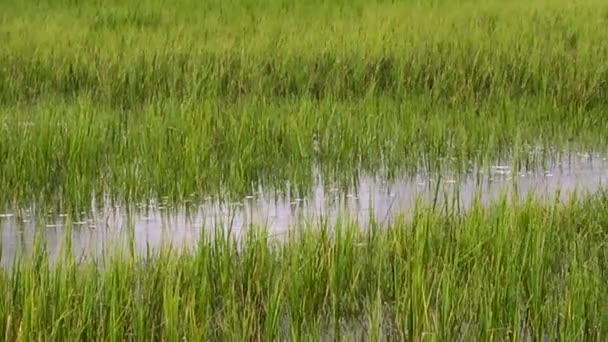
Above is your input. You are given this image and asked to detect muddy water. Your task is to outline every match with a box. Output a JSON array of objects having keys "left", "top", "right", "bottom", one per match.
[{"left": 1, "top": 153, "right": 608, "bottom": 266}]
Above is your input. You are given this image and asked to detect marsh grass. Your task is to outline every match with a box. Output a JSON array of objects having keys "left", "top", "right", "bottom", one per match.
[
  {"left": 2, "top": 191, "right": 608, "bottom": 340},
  {"left": 1, "top": 96, "right": 606, "bottom": 209},
  {"left": 2, "top": 0, "right": 608, "bottom": 206},
  {"left": 1, "top": 0, "right": 608, "bottom": 107},
  {"left": 2, "top": 1, "right": 608, "bottom": 339}
]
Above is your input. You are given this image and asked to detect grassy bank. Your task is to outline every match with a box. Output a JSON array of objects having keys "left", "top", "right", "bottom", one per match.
[{"left": 2, "top": 192, "right": 608, "bottom": 340}]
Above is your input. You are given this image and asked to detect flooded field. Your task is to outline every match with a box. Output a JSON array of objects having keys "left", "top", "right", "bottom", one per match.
[
  {"left": 2, "top": 153, "right": 607, "bottom": 266},
  {"left": 3, "top": 0, "right": 608, "bottom": 340}
]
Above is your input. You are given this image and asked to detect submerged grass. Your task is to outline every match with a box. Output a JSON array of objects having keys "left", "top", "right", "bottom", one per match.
[{"left": 2, "top": 192, "right": 608, "bottom": 340}]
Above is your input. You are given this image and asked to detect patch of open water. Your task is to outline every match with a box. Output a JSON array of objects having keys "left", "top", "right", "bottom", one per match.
[{"left": 1, "top": 153, "right": 608, "bottom": 266}]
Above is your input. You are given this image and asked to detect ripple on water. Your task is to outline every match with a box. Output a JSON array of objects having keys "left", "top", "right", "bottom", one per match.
[{"left": 2, "top": 153, "right": 608, "bottom": 266}]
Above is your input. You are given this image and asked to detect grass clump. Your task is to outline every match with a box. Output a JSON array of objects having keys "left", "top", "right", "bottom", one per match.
[{"left": 2, "top": 192, "right": 608, "bottom": 340}]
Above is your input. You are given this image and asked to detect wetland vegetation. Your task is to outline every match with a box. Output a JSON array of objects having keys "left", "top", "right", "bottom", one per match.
[
  {"left": 2, "top": 0, "right": 608, "bottom": 340},
  {"left": 3, "top": 194, "right": 608, "bottom": 340}
]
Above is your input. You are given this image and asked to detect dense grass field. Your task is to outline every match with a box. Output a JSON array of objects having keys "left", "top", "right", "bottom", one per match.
[
  {"left": 2, "top": 0, "right": 608, "bottom": 206},
  {"left": 2, "top": 193, "right": 608, "bottom": 340},
  {"left": 2, "top": 0, "right": 608, "bottom": 340}
]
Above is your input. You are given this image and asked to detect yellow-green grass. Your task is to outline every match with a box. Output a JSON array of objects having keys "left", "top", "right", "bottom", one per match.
[
  {"left": 2, "top": 192, "right": 608, "bottom": 340},
  {"left": 1, "top": 0, "right": 608, "bottom": 207},
  {"left": 1, "top": 97, "right": 606, "bottom": 208},
  {"left": 1, "top": 1, "right": 608, "bottom": 339},
  {"left": 1, "top": 0, "right": 608, "bottom": 107}
]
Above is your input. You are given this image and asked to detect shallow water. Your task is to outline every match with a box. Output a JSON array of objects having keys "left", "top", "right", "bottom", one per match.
[{"left": 1, "top": 153, "right": 608, "bottom": 266}]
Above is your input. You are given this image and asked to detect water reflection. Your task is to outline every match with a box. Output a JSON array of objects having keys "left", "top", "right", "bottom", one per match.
[{"left": 1, "top": 153, "right": 608, "bottom": 266}]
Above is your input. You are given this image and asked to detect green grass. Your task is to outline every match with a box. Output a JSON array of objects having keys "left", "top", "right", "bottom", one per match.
[
  {"left": 2, "top": 1, "right": 608, "bottom": 339},
  {"left": 1, "top": 0, "right": 608, "bottom": 207},
  {"left": 2, "top": 191, "right": 608, "bottom": 340},
  {"left": 1, "top": 0, "right": 608, "bottom": 107},
  {"left": 2, "top": 96, "right": 606, "bottom": 208}
]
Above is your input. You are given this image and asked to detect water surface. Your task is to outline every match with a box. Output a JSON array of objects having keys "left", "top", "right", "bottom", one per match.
[{"left": 1, "top": 153, "right": 608, "bottom": 266}]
